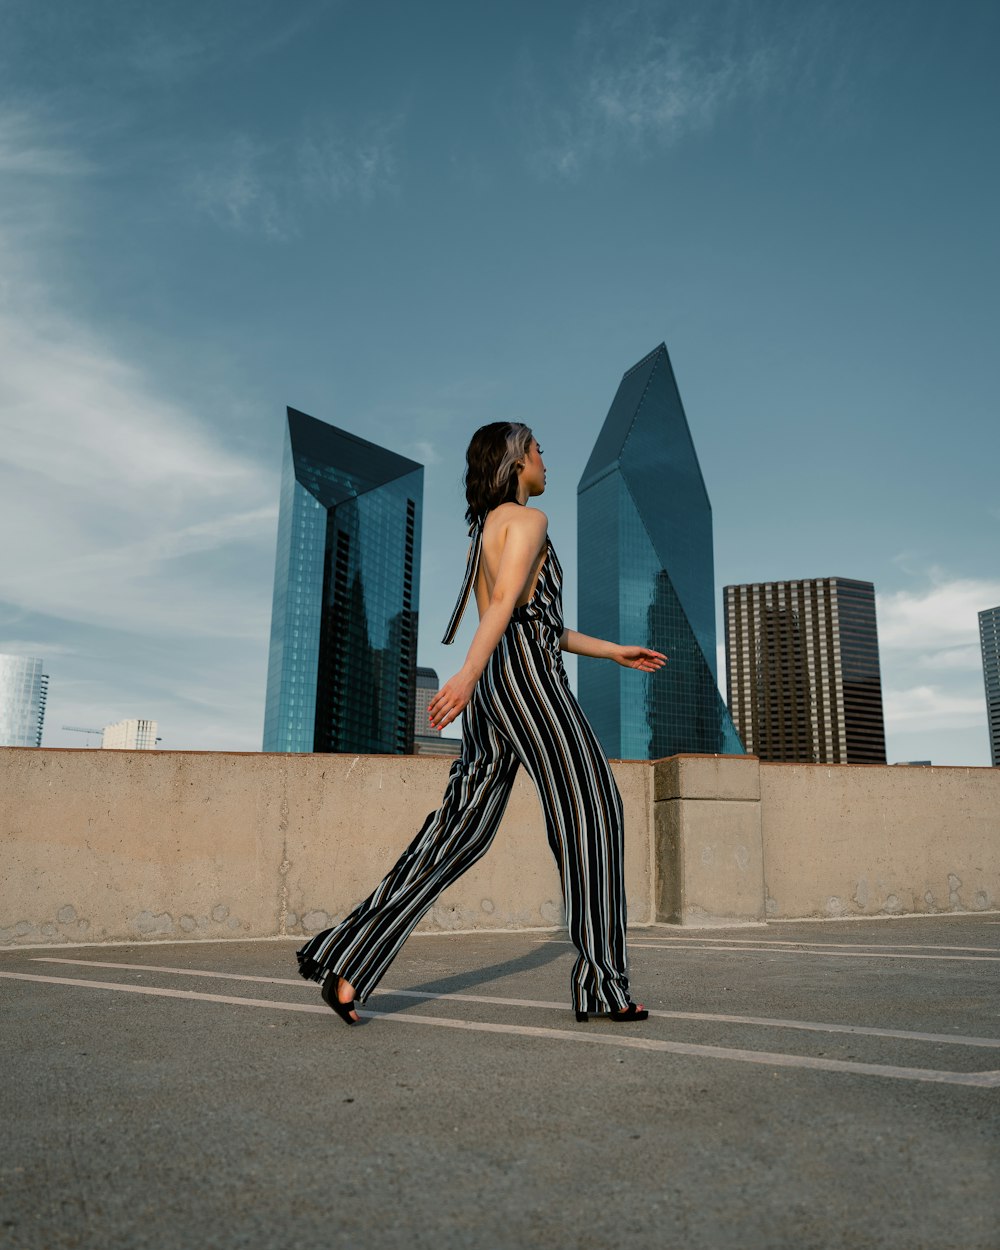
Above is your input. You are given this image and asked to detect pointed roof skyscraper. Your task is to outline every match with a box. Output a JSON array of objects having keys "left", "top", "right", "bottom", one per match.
[{"left": 578, "top": 345, "right": 744, "bottom": 760}]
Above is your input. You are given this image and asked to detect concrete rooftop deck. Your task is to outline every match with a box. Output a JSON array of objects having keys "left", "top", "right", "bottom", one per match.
[{"left": 2, "top": 914, "right": 998, "bottom": 1249}]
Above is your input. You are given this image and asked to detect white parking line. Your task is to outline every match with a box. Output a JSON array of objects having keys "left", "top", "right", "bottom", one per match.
[
  {"left": 2, "top": 968, "right": 998, "bottom": 1089},
  {"left": 30, "top": 958, "right": 1000, "bottom": 1050},
  {"left": 630, "top": 938, "right": 1000, "bottom": 954},
  {"left": 615, "top": 944, "right": 1000, "bottom": 962}
]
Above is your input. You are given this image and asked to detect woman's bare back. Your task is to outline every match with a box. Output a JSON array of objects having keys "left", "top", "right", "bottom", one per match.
[{"left": 473, "top": 503, "right": 548, "bottom": 616}]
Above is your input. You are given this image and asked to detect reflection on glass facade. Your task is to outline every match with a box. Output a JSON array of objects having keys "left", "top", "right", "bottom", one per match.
[
  {"left": 578, "top": 345, "right": 744, "bottom": 760},
  {"left": 979, "top": 605, "right": 1000, "bottom": 766},
  {"left": 0, "top": 653, "right": 48, "bottom": 747},
  {"left": 263, "top": 408, "right": 423, "bottom": 754},
  {"left": 724, "top": 578, "right": 887, "bottom": 764}
]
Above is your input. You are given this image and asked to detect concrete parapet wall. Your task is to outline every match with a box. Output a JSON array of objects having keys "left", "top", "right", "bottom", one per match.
[
  {"left": 653, "top": 755, "right": 766, "bottom": 925},
  {"left": 758, "top": 762, "right": 1000, "bottom": 919},
  {"left": 650, "top": 755, "right": 1000, "bottom": 924},
  {"left": 0, "top": 747, "right": 653, "bottom": 947},
  {"left": 2, "top": 747, "right": 997, "bottom": 947}
]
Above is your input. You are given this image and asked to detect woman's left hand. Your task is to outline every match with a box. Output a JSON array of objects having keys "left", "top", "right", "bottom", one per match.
[{"left": 611, "top": 645, "right": 668, "bottom": 672}]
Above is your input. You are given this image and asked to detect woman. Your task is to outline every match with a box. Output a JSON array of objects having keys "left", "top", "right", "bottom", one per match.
[{"left": 296, "top": 421, "right": 666, "bottom": 1025}]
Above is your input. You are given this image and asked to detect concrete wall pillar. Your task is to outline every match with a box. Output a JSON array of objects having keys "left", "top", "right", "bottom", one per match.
[{"left": 654, "top": 755, "right": 765, "bottom": 925}]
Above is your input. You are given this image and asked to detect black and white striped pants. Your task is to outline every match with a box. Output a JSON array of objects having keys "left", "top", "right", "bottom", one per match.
[{"left": 296, "top": 619, "right": 632, "bottom": 1013}]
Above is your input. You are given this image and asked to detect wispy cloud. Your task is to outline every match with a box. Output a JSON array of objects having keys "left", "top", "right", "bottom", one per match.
[
  {"left": 407, "top": 440, "right": 442, "bottom": 468},
  {"left": 124, "top": 3, "right": 335, "bottom": 85},
  {"left": 877, "top": 572, "right": 1000, "bottom": 654},
  {"left": 516, "top": 3, "right": 775, "bottom": 178},
  {"left": 190, "top": 115, "right": 401, "bottom": 238},
  {"left": 882, "top": 685, "right": 985, "bottom": 731},
  {"left": 191, "top": 134, "right": 289, "bottom": 239},
  {"left": 0, "top": 107, "right": 277, "bottom": 694},
  {"left": 0, "top": 111, "right": 91, "bottom": 178},
  {"left": 298, "top": 115, "right": 401, "bottom": 205},
  {"left": 913, "top": 646, "right": 983, "bottom": 673},
  {"left": 0, "top": 295, "right": 277, "bottom": 637},
  {"left": 877, "top": 571, "right": 995, "bottom": 743},
  {"left": 513, "top": 0, "right": 851, "bottom": 180},
  {"left": 0, "top": 639, "right": 77, "bottom": 660}
]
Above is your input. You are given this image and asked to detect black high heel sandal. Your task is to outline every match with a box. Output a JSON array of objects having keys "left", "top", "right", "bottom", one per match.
[
  {"left": 321, "top": 972, "right": 360, "bottom": 1025},
  {"left": 575, "top": 1002, "right": 649, "bottom": 1023}
]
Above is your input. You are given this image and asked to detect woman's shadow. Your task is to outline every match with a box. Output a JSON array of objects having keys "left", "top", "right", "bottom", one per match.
[{"left": 383, "top": 934, "right": 570, "bottom": 1001}]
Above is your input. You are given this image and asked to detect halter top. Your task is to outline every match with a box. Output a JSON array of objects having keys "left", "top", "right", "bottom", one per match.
[{"left": 441, "top": 513, "right": 564, "bottom": 646}]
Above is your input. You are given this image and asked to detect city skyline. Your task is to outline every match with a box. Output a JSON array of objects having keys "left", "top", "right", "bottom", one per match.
[{"left": 0, "top": 1, "right": 997, "bottom": 765}]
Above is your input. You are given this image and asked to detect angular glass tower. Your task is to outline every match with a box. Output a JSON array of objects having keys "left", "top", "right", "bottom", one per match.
[
  {"left": 263, "top": 408, "right": 423, "bottom": 754},
  {"left": 0, "top": 653, "right": 48, "bottom": 747},
  {"left": 577, "top": 345, "right": 744, "bottom": 760}
]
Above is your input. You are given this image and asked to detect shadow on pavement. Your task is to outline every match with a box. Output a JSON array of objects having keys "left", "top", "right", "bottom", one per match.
[{"left": 391, "top": 935, "right": 569, "bottom": 999}]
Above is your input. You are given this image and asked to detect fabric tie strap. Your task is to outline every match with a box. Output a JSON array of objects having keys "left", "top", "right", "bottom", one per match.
[{"left": 441, "top": 518, "right": 484, "bottom": 644}]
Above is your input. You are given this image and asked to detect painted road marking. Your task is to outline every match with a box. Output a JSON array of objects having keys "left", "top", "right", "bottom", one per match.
[
  {"left": 30, "top": 958, "right": 1000, "bottom": 1050},
  {"left": 577, "top": 942, "right": 1000, "bottom": 963},
  {"left": 629, "top": 938, "right": 1000, "bottom": 954},
  {"left": 2, "top": 969, "right": 998, "bottom": 1089}
]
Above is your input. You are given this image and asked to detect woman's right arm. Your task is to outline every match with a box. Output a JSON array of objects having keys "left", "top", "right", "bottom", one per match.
[{"left": 428, "top": 509, "right": 548, "bottom": 731}]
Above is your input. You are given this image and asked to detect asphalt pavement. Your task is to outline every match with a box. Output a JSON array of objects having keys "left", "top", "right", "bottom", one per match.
[{"left": 2, "top": 915, "right": 999, "bottom": 1250}]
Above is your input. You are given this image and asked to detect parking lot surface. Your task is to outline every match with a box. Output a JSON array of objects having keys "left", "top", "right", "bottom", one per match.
[{"left": 2, "top": 915, "right": 998, "bottom": 1249}]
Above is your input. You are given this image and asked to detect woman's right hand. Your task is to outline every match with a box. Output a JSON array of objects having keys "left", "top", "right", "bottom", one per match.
[
  {"left": 428, "top": 668, "right": 477, "bottom": 731},
  {"left": 611, "top": 644, "right": 668, "bottom": 672}
]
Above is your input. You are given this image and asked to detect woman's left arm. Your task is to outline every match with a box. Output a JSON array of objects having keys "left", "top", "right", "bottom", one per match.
[{"left": 559, "top": 629, "right": 667, "bottom": 672}]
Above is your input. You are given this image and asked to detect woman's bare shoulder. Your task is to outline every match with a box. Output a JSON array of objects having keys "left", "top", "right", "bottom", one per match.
[{"left": 493, "top": 503, "right": 548, "bottom": 533}]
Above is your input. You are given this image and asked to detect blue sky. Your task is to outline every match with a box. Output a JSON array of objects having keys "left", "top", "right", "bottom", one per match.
[{"left": 1, "top": 0, "right": 997, "bottom": 764}]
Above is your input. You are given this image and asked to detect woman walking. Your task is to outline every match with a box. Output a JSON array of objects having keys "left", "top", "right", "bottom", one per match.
[{"left": 296, "top": 422, "right": 666, "bottom": 1024}]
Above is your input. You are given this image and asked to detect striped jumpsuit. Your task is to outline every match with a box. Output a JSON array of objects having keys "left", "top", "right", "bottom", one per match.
[{"left": 295, "top": 515, "right": 632, "bottom": 1013}]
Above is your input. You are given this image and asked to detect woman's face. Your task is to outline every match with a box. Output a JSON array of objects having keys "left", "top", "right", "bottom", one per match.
[{"left": 520, "top": 437, "right": 546, "bottom": 497}]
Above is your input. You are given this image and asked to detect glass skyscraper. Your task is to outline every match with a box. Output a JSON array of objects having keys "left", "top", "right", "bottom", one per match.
[
  {"left": 263, "top": 408, "right": 423, "bottom": 755},
  {"left": 979, "top": 605, "right": 1000, "bottom": 766},
  {"left": 0, "top": 653, "right": 48, "bottom": 747},
  {"left": 577, "top": 344, "right": 744, "bottom": 760}
]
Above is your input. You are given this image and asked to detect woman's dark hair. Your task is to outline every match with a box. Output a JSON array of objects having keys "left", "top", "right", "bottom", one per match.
[{"left": 463, "top": 421, "right": 534, "bottom": 526}]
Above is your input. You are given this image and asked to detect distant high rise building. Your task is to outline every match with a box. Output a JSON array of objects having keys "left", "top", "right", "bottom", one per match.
[
  {"left": 263, "top": 407, "right": 423, "bottom": 755},
  {"left": 0, "top": 654, "right": 48, "bottom": 747},
  {"left": 411, "top": 665, "right": 462, "bottom": 757},
  {"left": 414, "top": 667, "right": 440, "bottom": 739},
  {"left": 413, "top": 735, "right": 462, "bottom": 758},
  {"left": 102, "top": 719, "right": 158, "bottom": 750},
  {"left": 979, "top": 605, "right": 1000, "bottom": 766},
  {"left": 724, "top": 578, "right": 887, "bottom": 764},
  {"left": 577, "top": 344, "right": 744, "bottom": 760}
]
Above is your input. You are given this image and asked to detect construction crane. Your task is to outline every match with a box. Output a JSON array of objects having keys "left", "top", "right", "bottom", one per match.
[{"left": 62, "top": 726, "right": 103, "bottom": 745}]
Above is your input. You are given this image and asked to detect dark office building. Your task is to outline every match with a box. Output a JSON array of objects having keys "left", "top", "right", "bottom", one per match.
[
  {"left": 979, "top": 605, "right": 1000, "bottom": 766},
  {"left": 724, "top": 578, "right": 887, "bottom": 764},
  {"left": 577, "top": 344, "right": 744, "bottom": 760},
  {"left": 263, "top": 408, "right": 423, "bottom": 754}
]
